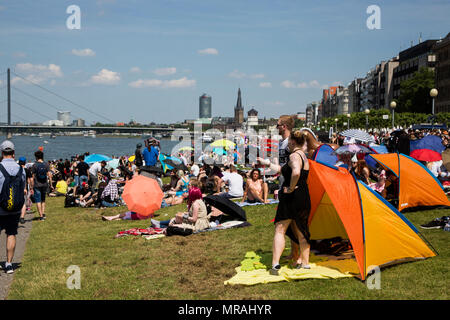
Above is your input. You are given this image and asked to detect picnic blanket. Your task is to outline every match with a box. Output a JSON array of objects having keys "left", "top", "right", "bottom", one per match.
[
  {"left": 116, "top": 220, "right": 251, "bottom": 239},
  {"left": 224, "top": 251, "right": 358, "bottom": 286},
  {"left": 238, "top": 199, "right": 279, "bottom": 207},
  {"left": 115, "top": 227, "right": 165, "bottom": 238}
]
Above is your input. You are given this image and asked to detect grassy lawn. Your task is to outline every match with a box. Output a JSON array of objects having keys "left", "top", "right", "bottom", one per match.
[{"left": 7, "top": 197, "right": 450, "bottom": 300}]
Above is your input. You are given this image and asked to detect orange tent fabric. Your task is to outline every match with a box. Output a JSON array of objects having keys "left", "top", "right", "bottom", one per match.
[
  {"left": 369, "top": 153, "right": 450, "bottom": 211},
  {"left": 306, "top": 160, "right": 435, "bottom": 280},
  {"left": 308, "top": 161, "right": 365, "bottom": 279}
]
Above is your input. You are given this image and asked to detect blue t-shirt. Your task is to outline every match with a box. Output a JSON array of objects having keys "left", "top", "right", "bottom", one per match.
[{"left": 143, "top": 146, "right": 159, "bottom": 166}]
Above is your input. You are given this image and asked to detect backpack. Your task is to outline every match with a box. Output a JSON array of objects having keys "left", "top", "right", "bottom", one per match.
[
  {"left": 35, "top": 162, "right": 48, "bottom": 183},
  {"left": 0, "top": 164, "right": 25, "bottom": 213},
  {"left": 165, "top": 225, "right": 193, "bottom": 237},
  {"left": 64, "top": 194, "right": 77, "bottom": 208}
]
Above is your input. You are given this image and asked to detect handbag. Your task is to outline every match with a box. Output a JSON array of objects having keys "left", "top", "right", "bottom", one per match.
[{"left": 166, "top": 225, "right": 193, "bottom": 236}]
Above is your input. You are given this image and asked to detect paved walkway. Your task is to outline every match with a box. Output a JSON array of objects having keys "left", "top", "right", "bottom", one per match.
[{"left": 0, "top": 211, "right": 33, "bottom": 300}]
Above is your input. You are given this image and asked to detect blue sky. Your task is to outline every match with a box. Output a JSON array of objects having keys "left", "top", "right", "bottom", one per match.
[{"left": 0, "top": 0, "right": 449, "bottom": 124}]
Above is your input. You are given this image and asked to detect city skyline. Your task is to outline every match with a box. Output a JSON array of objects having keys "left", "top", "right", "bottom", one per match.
[{"left": 0, "top": 1, "right": 449, "bottom": 124}]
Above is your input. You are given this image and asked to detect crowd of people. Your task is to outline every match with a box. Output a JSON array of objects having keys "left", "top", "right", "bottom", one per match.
[{"left": 2, "top": 115, "right": 450, "bottom": 276}]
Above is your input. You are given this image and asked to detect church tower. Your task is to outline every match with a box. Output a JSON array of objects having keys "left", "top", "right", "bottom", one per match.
[{"left": 234, "top": 88, "right": 244, "bottom": 126}]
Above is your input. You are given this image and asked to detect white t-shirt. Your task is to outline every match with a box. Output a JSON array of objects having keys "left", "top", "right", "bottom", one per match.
[
  {"left": 89, "top": 162, "right": 102, "bottom": 176},
  {"left": 222, "top": 172, "right": 244, "bottom": 197}
]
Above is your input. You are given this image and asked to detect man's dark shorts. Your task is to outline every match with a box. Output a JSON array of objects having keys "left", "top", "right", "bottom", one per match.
[
  {"left": 34, "top": 186, "right": 47, "bottom": 203},
  {"left": 0, "top": 214, "right": 20, "bottom": 236}
]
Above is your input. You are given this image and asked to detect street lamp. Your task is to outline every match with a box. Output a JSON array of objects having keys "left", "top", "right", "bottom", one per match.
[
  {"left": 334, "top": 118, "right": 338, "bottom": 132},
  {"left": 430, "top": 89, "right": 438, "bottom": 123},
  {"left": 364, "top": 109, "right": 370, "bottom": 132},
  {"left": 324, "top": 119, "right": 328, "bottom": 131},
  {"left": 346, "top": 113, "right": 351, "bottom": 130},
  {"left": 390, "top": 101, "right": 397, "bottom": 130}
]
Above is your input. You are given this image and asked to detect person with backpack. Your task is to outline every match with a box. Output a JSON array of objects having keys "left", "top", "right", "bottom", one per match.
[
  {"left": 0, "top": 140, "right": 26, "bottom": 274},
  {"left": 18, "top": 157, "right": 33, "bottom": 225},
  {"left": 30, "top": 150, "right": 53, "bottom": 221}
]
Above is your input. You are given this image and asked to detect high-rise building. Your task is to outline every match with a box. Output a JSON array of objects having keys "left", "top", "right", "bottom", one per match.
[
  {"left": 199, "top": 93, "right": 212, "bottom": 119},
  {"left": 434, "top": 33, "right": 450, "bottom": 113},
  {"left": 57, "top": 111, "right": 71, "bottom": 126},
  {"left": 234, "top": 88, "right": 244, "bottom": 126}
]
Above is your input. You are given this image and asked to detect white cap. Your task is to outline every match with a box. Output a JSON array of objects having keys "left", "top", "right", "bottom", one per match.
[{"left": 0, "top": 140, "right": 15, "bottom": 152}]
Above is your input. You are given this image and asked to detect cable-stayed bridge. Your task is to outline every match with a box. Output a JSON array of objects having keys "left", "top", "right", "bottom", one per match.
[{"left": 0, "top": 68, "right": 175, "bottom": 137}]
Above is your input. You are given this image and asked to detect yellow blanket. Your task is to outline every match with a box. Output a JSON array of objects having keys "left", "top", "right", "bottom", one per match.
[{"left": 224, "top": 253, "right": 358, "bottom": 286}]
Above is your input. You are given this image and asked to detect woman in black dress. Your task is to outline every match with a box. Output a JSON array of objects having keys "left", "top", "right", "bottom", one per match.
[{"left": 257, "top": 130, "right": 311, "bottom": 275}]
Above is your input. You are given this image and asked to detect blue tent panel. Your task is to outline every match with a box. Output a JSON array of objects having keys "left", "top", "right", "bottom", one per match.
[{"left": 313, "top": 144, "right": 338, "bottom": 167}]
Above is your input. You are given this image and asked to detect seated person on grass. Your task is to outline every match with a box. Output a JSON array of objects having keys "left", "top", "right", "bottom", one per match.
[
  {"left": 242, "top": 168, "right": 269, "bottom": 204},
  {"left": 49, "top": 175, "right": 68, "bottom": 197},
  {"left": 100, "top": 179, "right": 120, "bottom": 207},
  {"left": 164, "top": 170, "right": 190, "bottom": 206},
  {"left": 217, "top": 164, "right": 243, "bottom": 199},
  {"left": 151, "top": 179, "right": 210, "bottom": 233},
  {"left": 75, "top": 182, "right": 93, "bottom": 207},
  {"left": 82, "top": 182, "right": 107, "bottom": 208}
]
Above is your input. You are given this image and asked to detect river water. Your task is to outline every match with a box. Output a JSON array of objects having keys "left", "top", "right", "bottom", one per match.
[{"left": 0, "top": 135, "right": 182, "bottom": 161}]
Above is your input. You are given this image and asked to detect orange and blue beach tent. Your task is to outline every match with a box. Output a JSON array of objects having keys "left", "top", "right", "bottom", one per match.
[
  {"left": 369, "top": 153, "right": 450, "bottom": 211},
  {"left": 306, "top": 160, "right": 436, "bottom": 281}
]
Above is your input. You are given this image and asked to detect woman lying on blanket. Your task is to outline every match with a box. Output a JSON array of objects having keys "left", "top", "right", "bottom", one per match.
[
  {"left": 242, "top": 169, "right": 269, "bottom": 204},
  {"left": 150, "top": 179, "right": 210, "bottom": 233}
]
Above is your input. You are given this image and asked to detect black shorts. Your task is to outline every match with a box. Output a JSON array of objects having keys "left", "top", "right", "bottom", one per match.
[{"left": 0, "top": 214, "right": 20, "bottom": 236}]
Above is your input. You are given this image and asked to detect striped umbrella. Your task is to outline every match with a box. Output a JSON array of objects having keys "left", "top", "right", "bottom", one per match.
[{"left": 340, "top": 129, "right": 375, "bottom": 143}]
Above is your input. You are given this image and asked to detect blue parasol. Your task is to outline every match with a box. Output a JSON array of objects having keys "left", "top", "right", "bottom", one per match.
[{"left": 85, "top": 154, "right": 112, "bottom": 164}]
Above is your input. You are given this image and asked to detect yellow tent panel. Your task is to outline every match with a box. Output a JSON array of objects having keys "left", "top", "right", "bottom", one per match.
[{"left": 358, "top": 181, "right": 436, "bottom": 274}]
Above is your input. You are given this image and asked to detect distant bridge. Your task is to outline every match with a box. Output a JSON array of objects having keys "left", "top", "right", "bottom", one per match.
[{"left": 0, "top": 125, "right": 176, "bottom": 135}]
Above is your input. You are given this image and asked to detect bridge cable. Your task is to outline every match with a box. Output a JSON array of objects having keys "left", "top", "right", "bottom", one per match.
[
  {"left": 11, "top": 86, "right": 84, "bottom": 120},
  {"left": 11, "top": 99, "right": 54, "bottom": 121},
  {"left": 10, "top": 71, "right": 116, "bottom": 123}
]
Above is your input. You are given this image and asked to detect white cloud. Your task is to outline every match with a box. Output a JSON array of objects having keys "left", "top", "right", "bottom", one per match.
[
  {"left": 12, "top": 63, "right": 63, "bottom": 85},
  {"left": 12, "top": 75, "right": 46, "bottom": 85},
  {"left": 249, "top": 73, "right": 265, "bottom": 79},
  {"left": 90, "top": 69, "right": 120, "bottom": 85},
  {"left": 71, "top": 48, "right": 96, "bottom": 57},
  {"left": 12, "top": 52, "right": 26, "bottom": 58},
  {"left": 228, "top": 70, "right": 264, "bottom": 80},
  {"left": 281, "top": 79, "right": 323, "bottom": 89},
  {"left": 264, "top": 101, "right": 285, "bottom": 107},
  {"left": 228, "top": 69, "right": 246, "bottom": 79},
  {"left": 297, "top": 82, "right": 309, "bottom": 88},
  {"left": 163, "top": 77, "right": 196, "bottom": 88},
  {"left": 198, "top": 48, "right": 219, "bottom": 55},
  {"left": 129, "top": 77, "right": 196, "bottom": 89},
  {"left": 129, "top": 67, "right": 141, "bottom": 73},
  {"left": 280, "top": 80, "right": 297, "bottom": 88},
  {"left": 129, "top": 79, "right": 162, "bottom": 88},
  {"left": 309, "top": 80, "right": 321, "bottom": 88},
  {"left": 153, "top": 67, "right": 177, "bottom": 76},
  {"left": 259, "top": 82, "right": 272, "bottom": 88}
]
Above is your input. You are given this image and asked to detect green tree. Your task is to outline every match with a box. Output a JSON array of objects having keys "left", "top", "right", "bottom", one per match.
[{"left": 398, "top": 67, "right": 435, "bottom": 113}]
